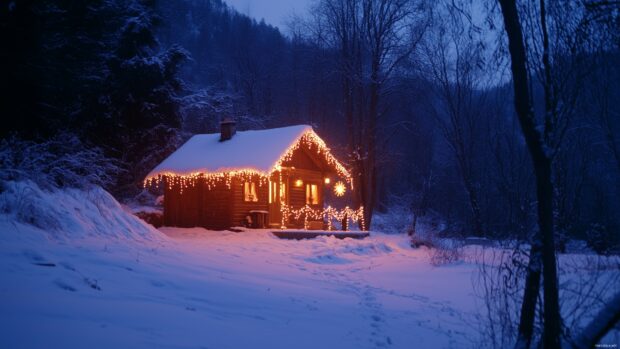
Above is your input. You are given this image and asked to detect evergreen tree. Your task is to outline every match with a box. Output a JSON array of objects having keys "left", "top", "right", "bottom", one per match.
[{"left": 1, "top": 0, "right": 187, "bottom": 193}]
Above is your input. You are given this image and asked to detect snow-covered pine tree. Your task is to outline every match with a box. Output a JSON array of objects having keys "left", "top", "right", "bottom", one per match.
[
  {"left": 1, "top": 0, "right": 188, "bottom": 194},
  {"left": 93, "top": 0, "right": 188, "bottom": 194}
]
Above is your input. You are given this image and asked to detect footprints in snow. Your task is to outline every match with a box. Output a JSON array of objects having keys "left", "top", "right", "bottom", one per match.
[
  {"left": 24, "top": 250, "right": 102, "bottom": 292},
  {"left": 306, "top": 262, "right": 392, "bottom": 348},
  {"left": 54, "top": 279, "right": 77, "bottom": 292},
  {"left": 359, "top": 285, "right": 392, "bottom": 348}
]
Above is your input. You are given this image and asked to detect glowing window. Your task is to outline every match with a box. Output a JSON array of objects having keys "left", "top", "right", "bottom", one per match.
[
  {"left": 280, "top": 182, "right": 287, "bottom": 203},
  {"left": 269, "top": 181, "right": 277, "bottom": 204},
  {"left": 244, "top": 182, "right": 258, "bottom": 202},
  {"left": 305, "top": 183, "right": 319, "bottom": 205}
]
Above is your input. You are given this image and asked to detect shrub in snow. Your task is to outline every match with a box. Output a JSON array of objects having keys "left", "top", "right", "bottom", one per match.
[
  {"left": 0, "top": 180, "right": 63, "bottom": 231},
  {"left": 428, "top": 238, "right": 464, "bottom": 266},
  {"left": 472, "top": 248, "right": 526, "bottom": 348},
  {"left": 125, "top": 189, "right": 164, "bottom": 227},
  {"left": 586, "top": 223, "right": 617, "bottom": 255},
  {"left": 0, "top": 134, "right": 121, "bottom": 190},
  {"left": 408, "top": 227, "right": 464, "bottom": 266},
  {"left": 134, "top": 211, "right": 164, "bottom": 228},
  {"left": 372, "top": 206, "right": 412, "bottom": 235},
  {"left": 410, "top": 234, "right": 435, "bottom": 249},
  {"left": 131, "top": 189, "right": 160, "bottom": 206},
  {"left": 0, "top": 181, "right": 163, "bottom": 242}
]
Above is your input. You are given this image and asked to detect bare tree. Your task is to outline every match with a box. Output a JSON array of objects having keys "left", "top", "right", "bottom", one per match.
[
  {"left": 497, "top": 0, "right": 620, "bottom": 346},
  {"left": 313, "top": 0, "right": 427, "bottom": 229},
  {"left": 422, "top": 1, "right": 492, "bottom": 235},
  {"left": 585, "top": 53, "right": 620, "bottom": 174},
  {"left": 497, "top": 0, "right": 561, "bottom": 346}
]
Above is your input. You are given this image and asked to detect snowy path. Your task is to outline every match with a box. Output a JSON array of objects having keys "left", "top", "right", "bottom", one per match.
[{"left": 0, "top": 225, "right": 481, "bottom": 349}]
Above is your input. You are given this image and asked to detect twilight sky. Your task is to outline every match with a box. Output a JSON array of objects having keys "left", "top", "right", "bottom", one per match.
[{"left": 225, "top": 0, "right": 313, "bottom": 33}]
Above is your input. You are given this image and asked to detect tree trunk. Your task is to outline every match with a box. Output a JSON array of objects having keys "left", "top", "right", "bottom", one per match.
[
  {"left": 462, "top": 174, "right": 484, "bottom": 235},
  {"left": 364, "top": 58, "right": 380, "bottom": 230},
  {"left": 537, "top": 157, "right": 562, "bottom": 349},
  {"left": 410, "top": 213, "right": 418, "bottom": 236},
  {"left": 514, "top": 242, "right": 542, "bottom": 349},
  {"left": 497, "top": 0, "right": 562, "bottom": 347}
]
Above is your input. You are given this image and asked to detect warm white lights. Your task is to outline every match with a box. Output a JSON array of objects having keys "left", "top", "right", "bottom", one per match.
[
  {"left": 280, "top": 204, "right": 365, "bottom": 231},
  {"left": 295, "top": 179, "right": 303, "bottom": 187},
  {"left": 273, "top": 131, "right": 351, "bottom": 183},
  {"left": 143, "top": 130, "right": 352, "bottom": 192},
  {"left": 324, "top": 177, "right": 330, "bottom": 184}
]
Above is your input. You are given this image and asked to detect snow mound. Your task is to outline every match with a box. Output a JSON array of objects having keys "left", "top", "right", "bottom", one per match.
[
  {"left": 0, "top": 181, "right": 164, "bottom": 242},
  {"left": 314, "top": 236, "right": 393, "bottom": 254},
  {"left": 301, "top": 236, "right": 395, "bottom": 264},
  {"left": 305, "top": 254, "right": 352, "bottom": 264},
  {"left": 342, "top": 241, "right": 393, "bottom": 256}
]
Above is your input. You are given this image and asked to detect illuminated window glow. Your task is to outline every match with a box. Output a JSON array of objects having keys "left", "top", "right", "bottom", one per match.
[
  {"left": 280, "top": 182, "right": 287, "bottom": 203},
  {"left": 269, "top": 181, "right": 277, "bottom": 203},
  {"left": 244, "top": 182, "right": 258, "bottom": 202},
  {"left": 306, "top": 183, "right": 319, "bottom": 205}
]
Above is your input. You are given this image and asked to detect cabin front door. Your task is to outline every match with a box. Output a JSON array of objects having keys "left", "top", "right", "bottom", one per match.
[{"left": 268, "top": 180, "right": 287, "bottom": 227}]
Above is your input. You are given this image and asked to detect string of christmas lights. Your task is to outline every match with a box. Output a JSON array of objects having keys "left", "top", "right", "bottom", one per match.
[
  {"left": 280, "top": 204, "right": 366, "bottom": 231},
  {"left": 273, "top": 131, "right": 351, "bottom": 183},
  {"left": 143, "top": 170, "right": 268, "bottom": 193},
  {"left": 143, "top": 130, "right": 352, "bottom": 192}
]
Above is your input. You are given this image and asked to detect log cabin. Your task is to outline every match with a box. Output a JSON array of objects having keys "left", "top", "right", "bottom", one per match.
[{"left": 145, "top": 120, "right": 355, "bottom": 230}]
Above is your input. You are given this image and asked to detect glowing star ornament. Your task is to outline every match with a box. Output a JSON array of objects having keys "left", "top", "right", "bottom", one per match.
[{"left": 333, "top": 181, "right": 346, "bottom": 197}]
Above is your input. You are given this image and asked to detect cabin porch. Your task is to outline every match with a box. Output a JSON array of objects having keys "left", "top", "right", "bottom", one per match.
[{"left": 271, "top": 230, "right": 369, "bottom": 240}]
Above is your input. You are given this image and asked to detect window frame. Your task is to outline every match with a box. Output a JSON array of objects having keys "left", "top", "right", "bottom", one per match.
[
  {"left": 305, "top": 182, "right": 319, "bottom": 205},
  {"left": 244, "top": 182, "right": 258, "bottom": 202},
  {"left": 280, "top": 182, "right": 287, "bottom": 203},
  {"left": 269, "top": 181, "right": 278, "bottom": 204}
]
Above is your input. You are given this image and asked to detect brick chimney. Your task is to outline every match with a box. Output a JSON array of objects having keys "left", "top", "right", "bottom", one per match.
[{"left": 219, "top": 118, "right": 236, "bottom": 141}]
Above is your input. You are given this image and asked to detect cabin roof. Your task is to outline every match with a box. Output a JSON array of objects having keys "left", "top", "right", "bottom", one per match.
[{"left": 146, "top": 125, "right": 349, "bottom": 179}]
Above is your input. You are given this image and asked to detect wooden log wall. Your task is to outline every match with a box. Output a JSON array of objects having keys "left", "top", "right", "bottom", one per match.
[
  {"left": 163, "top": 178, "right": 232, "bottom": 230},
  {"left": 161, "top": 140, "right": 348, "bottom": 230},
  {"left": 230, "top": 178, "right": 269, "bottom": 227}
]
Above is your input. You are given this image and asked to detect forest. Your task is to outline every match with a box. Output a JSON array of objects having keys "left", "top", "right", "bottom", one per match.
[
  {"left": 1, "top": 0, "right": 620, "bottom": 347},
  {"left": 4, "top": 0, "right": 619, "bottom": 244}
]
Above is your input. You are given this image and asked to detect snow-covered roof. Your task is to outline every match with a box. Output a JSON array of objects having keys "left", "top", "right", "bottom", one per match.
[{"left": 146, "top": 125, "right": 348, "bottom": 179}]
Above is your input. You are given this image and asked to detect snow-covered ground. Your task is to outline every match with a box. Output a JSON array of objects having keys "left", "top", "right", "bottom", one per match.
[
  {"left": 0, "top": 225, "right": 483, "bottom": 349},
  {"left": 1, "top": 181, "right": 617, "bottom": 349},
  {"left": 0, "top": 182, "right": 483, "bottom": 348}
]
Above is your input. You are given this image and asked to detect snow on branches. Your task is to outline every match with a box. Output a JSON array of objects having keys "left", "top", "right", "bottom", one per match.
[{"left": 0, "top": 133, "right": 121, "bottom": 190}]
